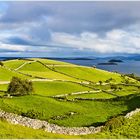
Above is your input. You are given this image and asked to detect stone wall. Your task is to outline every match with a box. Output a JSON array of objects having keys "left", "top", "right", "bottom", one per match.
[
  {"left": 0, "top": 108, "right": 140, "bottom": 135},
  {"left": 0, "top": 109, "right": 102, "bottom": 135},
  {"left": 125, "top": 108, "right": 140, "bottom": 118}
]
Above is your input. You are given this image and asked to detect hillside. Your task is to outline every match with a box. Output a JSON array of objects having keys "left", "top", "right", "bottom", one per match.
[
  {"left": 0, "top": 58, "right": 140, "bottom": 138},
  {"left": 1, "top": 110, "right": 140, "bottom": 138}
]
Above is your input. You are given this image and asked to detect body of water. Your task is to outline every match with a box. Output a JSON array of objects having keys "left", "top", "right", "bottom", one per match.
[{"left": 59, "top": 59, "right": 140, "bottom": 76}]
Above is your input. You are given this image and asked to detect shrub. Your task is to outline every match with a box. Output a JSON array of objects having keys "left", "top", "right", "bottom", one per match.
[
  {"left": 7, "top": 77, "right": 33, "bottom": 96},
  {"left": 105, "top": 78, "right": 116, "bottom": 83},
  {"left": 21, "top": 109, "right": 42, "bottom": 119},
  {"left": 110, "top": 84, "right": 118, "bottom": 90},
  {"left": 99, "top": 81, "right": 103, "bottom": 85},
  {"left": 103, "top": 116, "right": 125, "bottom": 132},
  {"left": 0, "top": 61, "right": 4, "bottom": 66}
]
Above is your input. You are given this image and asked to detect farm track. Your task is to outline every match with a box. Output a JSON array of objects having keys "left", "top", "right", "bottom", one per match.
[{"left": 14, "top": 60, "right": 37, "bottom": 71}]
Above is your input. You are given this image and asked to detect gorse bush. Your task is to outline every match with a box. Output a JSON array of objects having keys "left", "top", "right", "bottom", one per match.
[
  {"left": 7, "top": 77, "right": 33, "bottom": 96},
  {"left": 103, "top": 116, "right": 125, "bottom": 132}
]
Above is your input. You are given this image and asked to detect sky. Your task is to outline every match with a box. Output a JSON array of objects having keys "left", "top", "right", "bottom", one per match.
[{"left": 0, "top": 1, "right": 140, "bottom": 57}]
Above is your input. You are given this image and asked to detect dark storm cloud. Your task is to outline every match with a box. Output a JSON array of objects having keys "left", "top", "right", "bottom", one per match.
[{"left": 1, "top": 1, "right": 140, "bottom": 33}]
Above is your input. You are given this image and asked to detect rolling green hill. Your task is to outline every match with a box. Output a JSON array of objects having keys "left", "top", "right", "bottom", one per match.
[{"left": 0, "top": 58, "right": 140, "bottom": 138}]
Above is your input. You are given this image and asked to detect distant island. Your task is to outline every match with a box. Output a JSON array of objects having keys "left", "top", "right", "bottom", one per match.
[{"left": 108, "top": 59, "right": 123, "bottom": 63}]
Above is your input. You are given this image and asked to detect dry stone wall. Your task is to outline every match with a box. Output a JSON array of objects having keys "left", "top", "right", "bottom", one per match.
[
  {"left": 0, "top": 109, "right": 102, "bottom": 135},
  {"left": 125, "top": 108, "right": 140, "bottom": 118},
  {"left": 0, "top": 108, "right": 140, "bottom": 135}
]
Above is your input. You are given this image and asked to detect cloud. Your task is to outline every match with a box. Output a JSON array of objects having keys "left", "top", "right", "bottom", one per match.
[
  {"left": 0, "top": 43, "right": 28, "bottom": 52},
  {"left": 1, "top": 2, "right": 140, "bottom": 33},
  {"left": 0, "top": 2, "right": 140, "bottom": 56},
  {"left": 51, "top": 29, "right": 140, "bottom": 54}
]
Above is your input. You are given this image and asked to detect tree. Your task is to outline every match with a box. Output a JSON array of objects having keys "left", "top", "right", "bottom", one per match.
[
  {"left": 99, "top": 81, "right": 103, "bottom": 85},
  {"left": 7, "top": 77, "right": 33, "bottom": 96},
  {"left": 0, "top": 61, "right": 4, "bottom": 66}
]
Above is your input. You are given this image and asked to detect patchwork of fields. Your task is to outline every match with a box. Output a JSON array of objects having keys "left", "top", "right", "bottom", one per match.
[{"left": 0, "top": 58, "right": 140, "bottom": 138}]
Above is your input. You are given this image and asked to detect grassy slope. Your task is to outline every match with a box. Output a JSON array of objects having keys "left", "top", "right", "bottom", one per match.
[
  {"left": 83, "top": 111, "right": 140, "bottom": 139},
  {"left": 31, "top": 58, "right": 75, "bottom": 65},
  {"left": 68, "top": 92, "right": 115, "bottom": 99},
  {"left": 4, "top": 58, "right": 124, "bottom": 83},
  {"left": 0, "top": 84, "right": 8, "bottom": 90},
  {"left": 0, "top": 81, "right": 91, "bottom": 96},
  {"left": 0, "top": 58, "right": 139, "bottom": 127},
  {"left": 1, "top": 95, "right": 140, "bottom": 127},
  {"left": 0, "top": 67, "right": 31, "bottom": 81},
  {"left": 0, "top": 119, "right": 78, "bottom": 139},
  {"left": 33, "top": 81, "right": 91, "bottom": 96},
  {"left": 0, "top": 58, "right": 140, "bottom": 138},
  {"left": 54, "top": 66, "right": 123, "bottom": 82},
  {"left": 1, "top": 109, "right": 140, "bottom": 139},
  {"left": 18, "top": 62, "right": 78, "bottom": 81},
  {"left": 3, "top": 59, "right": 27, "bottom": 69}
]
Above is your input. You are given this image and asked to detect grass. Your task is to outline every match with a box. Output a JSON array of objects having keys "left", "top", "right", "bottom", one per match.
[
  {"left": 20, "top": 70, "right": 78, "bottom": 81},
  {"left": 114, "top": 90, "right": 139, "bottom": 96},
  {"left": 1, "top": 94, "right": 140, "bottom": 127},
  {"left": 0, "top": 67, "right": 31, "bottom": 81},
  {"left": 31, "top": 58, "right": 75, "bottom": 65},
  {"left": 19, "top": 62, "right": 48, "bottom": 72},
  {"left": 0, "top": 84, "right": 8, "bottom": 91},
  {"left": 0, "top": 58, "right": 140, "bottom": 138},
  {"left": 83, "top": 111, "right": 140, "bottom": 139},
  {"left": 54, "top": 66, "right": 123, "bottom": 83},
  {"left": 3, "top": 59, "right": 27, "bottom": 69},
  {"left": 1, "top": 106, "right": 140, "bottom": 139},
  {"left": 18, "top": 61, "right": 78, "bottom": 81},
  {"left": 67, "top": 91, "right": 116, "bottom": 99},
  {"left": 33, "top": 81, "right": 91, "bottom": 96},
  {"left": 0, "top": 119, "right": 78, "bottom": 139}
]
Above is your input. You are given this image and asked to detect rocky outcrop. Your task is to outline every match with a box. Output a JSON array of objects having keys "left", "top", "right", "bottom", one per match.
[{"left": 0, "top": 109, "right": 102, "bottom": 135}]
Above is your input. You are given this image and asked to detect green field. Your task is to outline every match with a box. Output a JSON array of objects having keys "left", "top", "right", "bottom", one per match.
[
  {"left": 84, "top": 111, "right": 140, "bottom": 139},
  {"left": 67, "top": 91, "right": 116, "bottom": 99},
  {"left": 0, "top": 119, "right": 78, "bottom": 139},
  {"left": 0, "top": 58, "right": 140, "bottom": 138},
  {"left": 3, "top": 59, "right": 27, "bottom": 69},
  {"left": 54, "top": 66, "right": 123, "bottom": 82},
  {"left": 18, "top": 62, "right": 78, "bottom": 81},
  {"left": 31, "top": 58, "right": 75, "bottom": 65},
  {"left": 1, "top": 109, "right": 140, "bottom": 139},
  {"left": 33, "top": 81, "right": 91, "bottom": 96},
  {"left": 0, "top": 67, "right": 31, "bottom": 81}
]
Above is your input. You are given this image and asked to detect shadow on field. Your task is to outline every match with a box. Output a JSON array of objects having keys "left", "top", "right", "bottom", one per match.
[{"left": 124, "top": 95, "right": 140, "bottom": 112}]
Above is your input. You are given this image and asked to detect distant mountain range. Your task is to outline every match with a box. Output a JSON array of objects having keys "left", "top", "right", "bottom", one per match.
[{"left": 100, "top": 54, "right": 140, "bottom": 61}]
